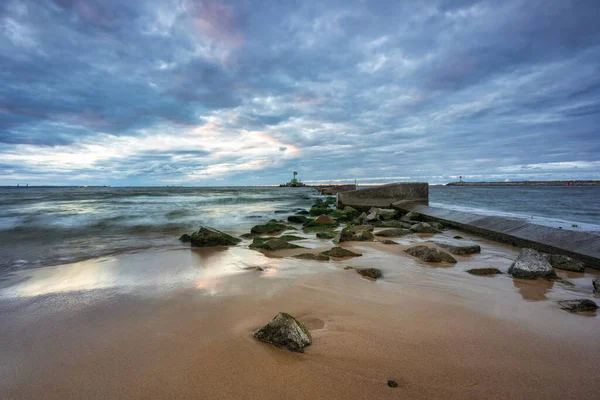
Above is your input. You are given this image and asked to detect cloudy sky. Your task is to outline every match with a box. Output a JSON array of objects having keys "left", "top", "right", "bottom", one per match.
[{"left": 1, "top": 0, "right": 599, "bottom": 186}]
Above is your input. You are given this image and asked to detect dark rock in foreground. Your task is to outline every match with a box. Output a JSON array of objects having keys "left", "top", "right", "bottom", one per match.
[
  {"left": 293, "top": 253, "right": 330, "bottom": 261},
  {"left": 432, "top": 240, "right": 481, "bottom": 255},
  {"left": 375, "top": 228, "right": 411, "bottom": 237},
  {"left": 179, "top": 234, "right": 192, "bottom": 243},
  {"left": 557, "top": 299, "right": 598, "bottom": 313},
  {"left": 188, "top": 226, "right": 241, "bottom": 247},
  {"left": 467, "top": 268, "right": 502, "bottom": 276},
  {"left": 321, "top": 247, "right": 362, "bottom": 258},
  {"left": 344, "top": 266, "right": 382, "bottom": 279},
  {"left": 288, "top": 215, "right": 309, "bottom": 224},
  {"left": 404, "top": 245, "right": 457, "bottom": 263},
  {"left": 508, "top": 248, "right": 557, "bottom": 279},
  {"left": 544, "top": 253, "right": 585, "bottom": 272},
  {"left": 253, "top": 312, "right": 312, "bottom": 352}
]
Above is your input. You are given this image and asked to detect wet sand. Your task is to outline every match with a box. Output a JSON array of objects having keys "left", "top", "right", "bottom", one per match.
[{"left": 1, "top": 229, "right": 599, "bottom": 399}]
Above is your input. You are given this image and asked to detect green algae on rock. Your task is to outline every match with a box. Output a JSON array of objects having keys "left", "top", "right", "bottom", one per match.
[
  {"left": 186, "top": 226, "right": 241, "bottom": 247},
  {"left": 321, "top": 246, "right": 362, "bottom": 258},
  {"left": 404, "top": 245, "right": 457, "bottom": 263},
  {"left": 250, "top": 221, "right": 296, "bottom": 234},
  {"left": 253, "top": 312, "right": 312, "bottom": 352},
  {"left": 249, "top": 237, "right": 304, "bottom": 251},
  {"left": 293, "top": 253, "right": 330, "bottom": 261}
]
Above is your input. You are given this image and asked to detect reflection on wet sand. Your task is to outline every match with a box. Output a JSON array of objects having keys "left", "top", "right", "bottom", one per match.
[{"left": 512, "top": 278, "right": 555, "bottom": 301}]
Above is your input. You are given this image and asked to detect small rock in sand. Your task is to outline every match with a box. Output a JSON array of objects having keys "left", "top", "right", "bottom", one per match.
[
  {"left": 557, "top": 299, "right": 598, "bottom": 313},
  {"left": 432, "top": 240, "right": 481, "bottom": 255},
  {"left": 388, "top": 380, "right": 398, "bottom": 388},
  {"left": 344, "top": 266, "right": 382, "bottom": 279},
  {"left": 404, "top": 245, "right": 457, "bottom": 263},
  {"left": 321, "top": 247, "right": 362, "bottom": 258},
  {"left": 253, "top": 312, "right": 312, "bottom": 352},
  {"left": 293, "top": 253, "right": 330, "bottom": 261},
  {"left": 466, "top": 268, "right": 502, "bottom": 276}
]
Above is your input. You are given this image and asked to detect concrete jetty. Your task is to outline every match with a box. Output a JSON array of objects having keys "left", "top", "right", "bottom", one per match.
[
  {"left": 337, "top": 183, "right": 428, "bottom": 210},
  {"left": 393, "top": 203, "right": 600, "bottom": 269}
]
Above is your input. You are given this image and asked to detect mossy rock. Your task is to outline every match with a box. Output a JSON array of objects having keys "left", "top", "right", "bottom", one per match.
[
  {"left": 179, "top": 234, "right": 192, "bottom": 243},
  {"left": 253, "top": 312, "right": 312, "bottom": 352},
  {"left": 321, "top": 247, "right": 362, "bottom": 258},
  {"left": 288, "top": 215, "right": 309, "bottom": 224},
  {"left": 293, "top": 253, "right": 330, "bottom": 261},
  {"left": 309, "top": 206, "right": 333, "bottom": 216},
  {"left": 240, "top": 233, "right": 257, "bottom": 239},
  {"left": 251, "top": 222, "right": 296, "bottom": 234},
  {"left": 316, "top": 232, "right": 336, "bottom": 239},
  {"left": 325, "top": 196, "right": 336, "bottom": 205},
  {"left": 188, "top": 226, "right": 241, "bottom": 247},
  {"left": 250, "top": 238, "right": 304, "bottom": 251}
]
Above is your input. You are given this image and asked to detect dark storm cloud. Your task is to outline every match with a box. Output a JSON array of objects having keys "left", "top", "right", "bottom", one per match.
[{"left": 0, "top": 0, "right": 599, "bottom": 185}]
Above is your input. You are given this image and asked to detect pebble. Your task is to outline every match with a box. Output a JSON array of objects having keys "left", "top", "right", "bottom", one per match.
[{"left": 387, "top": 380, "right": 398, "bottom": 388}]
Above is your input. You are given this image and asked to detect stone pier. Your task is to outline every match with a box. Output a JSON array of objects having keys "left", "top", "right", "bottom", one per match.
[{"left": 336, "top": 183, "right": 428, "bottom": 210}]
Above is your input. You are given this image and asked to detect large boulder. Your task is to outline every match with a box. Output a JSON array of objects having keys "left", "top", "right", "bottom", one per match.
[
  {"left": 321, "top": 247, "right": 362, "bottom": 258},
  {"left": 410, "top": 222, "right": 441, "bottom": 234},
  {"left": 557, "top": 299, "right": 598, "bottom": 313},
  {"left": 544, "top": 254, "right": 585, "bottom": 272},
  {"left": 251, "top": 221, "right": 296, "bottom": 234},
  {"left": 432, "top": 240, "right": 481, "bottom": 255},
  {"left": 404, "top": 245, "right": 457, "bottom": 263},
  {"left": 253, "top": 312, "right": 312, "bottom": 352},
  {"left": 250, "top": 238, "right": 304, "bottom": 251},
  {"left": 375, "top": 228, "right": 411, "bottom": 237},
  {"left": 188, "top": 226, "right": 241, "bottom": 247},
  {"left": 336, "top": 225, "right": 375, "bottom": 243},
  {"left": 508, "top": 248, "right": 557, "bottom": 279}
]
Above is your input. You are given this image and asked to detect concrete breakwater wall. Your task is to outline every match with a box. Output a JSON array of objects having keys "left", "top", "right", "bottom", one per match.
[
  {"left": 337, "top": 183, "right": 429, "bottom": 210},
  {"left": 394, "top": 204, "right": 600, "bottom": 269}
]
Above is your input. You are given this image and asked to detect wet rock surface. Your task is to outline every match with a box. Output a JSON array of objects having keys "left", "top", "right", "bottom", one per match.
[
  {"left": 404, "top": 245, "right": 457, "bottom": 263},
  {"left": 380, "top": 239, "right": 397, "bottom": 245},
  {"left": 508, "top": 248, "right": 557, "bottom": 279},
  {"left": 557, "top": 299, "right": 598, "bottom": 313},
  {"left": 337, "top": 225, "right": 375, "bottom": 242},
  {"left": 321, "top": 247, "right": 362, "bottom": 258},
  {"left": 375, "top": 228, "right": 411, "bottom": 237},
  {"left": 344, "top": 266, "right": 383, "bottom": 279},
  {"left": 250, "top": 238, "right": 304, "bottom": 251},
  {"left": 293, "top": 253, "right": 330, "bottom": 261},
  {"left": 253, "top": 312, "right": 312, "bottom": 352},
  {"left": 467, "top": 268, "right": 502, "bottom": 275},
  {"left": 544, "top": 254, "right": 585, "bottom": 272},
  {"left": 287, "top": 215, "right": 309, "bottom": 224},
  {"left": 188, "top": 226, "right": 241, "bottom": 247},
  {"left": 251, "top": 221, "right": 296, "bottom": 234},
  {"left": 410, "top": 222, "right": 441, "bottom": 234},
  {"left": 432, "top": 240, "right": 481, "bottom": 255}
]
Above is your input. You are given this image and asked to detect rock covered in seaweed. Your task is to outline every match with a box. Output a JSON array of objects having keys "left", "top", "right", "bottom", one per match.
[
  {"left": 253, "top": 312, "right": 312, "bottom": 352},
  {"left": 251, "top": 221, "right": 296, "bottom": 234},
  {"left": 187, "top": 226, "right": 241, "bottom": 247},
  {"left": 287, "top": 215, "right": 309, "bottom": 224},
  {"left": 336, "top": 225, "right": 374, "bottom": 243},
  {"left": 508, "top": 248, "right": 556, "bottom": 279},
  {"left": 321, "top": 247, "right": 362, "bottom": 258},
  {"left": 375, "top": 228, "right": 411, "bottom": 237},
  {"left": 404, "top": 245, "right": 457, "bottom": 263}
]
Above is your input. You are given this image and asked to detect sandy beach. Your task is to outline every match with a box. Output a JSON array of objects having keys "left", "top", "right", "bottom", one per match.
[{"left": 1, "top": 227, "right": 599, "bottom": 399}]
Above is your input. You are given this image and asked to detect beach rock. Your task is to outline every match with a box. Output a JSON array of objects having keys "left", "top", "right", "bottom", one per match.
[
  {"left": 344, "top": 266, "right": 382, "bottom": 280},
  {"left": 336, "top": 225, "right": 374, "bottom": 243},
  {"left": 593, "top": 277, "right": 600, "bottom": 295},
  {"left": 432, "top": 240, "right": 481, "bottom": 255},
  {"left": 240, "top": 233, "right": 257, "bottom": 239},
  {"left": 253, "top": 312, "right": 312, "bottom": 352},
  {"left": 316, "top": 232, "right": 336, "bottom": 239},
  {"left": 243, "top": 266, "right": 266, "bottom": 272},
  {"left": 356, "top": 212, "right": 368, "bottom": 225},
  {"left": 315, "top": 214, "right": 336, "bottom": 225},
  {"left": 330, "top": 206, "right": 361, "bottom": 222},
  {"left": 557, "top": 299, "right": 598, "bottom": 313},
  {"left": 309, "top": 206, "right": 332, "bottom": 216},
  {"left": 373, "top": 220, "right": 414, "bottom": 229},
  {"left": 381, "top": 239, "right": 397, "bottom": 245},
  {"left": 544, "top": 254, "right": 585, "bottom": 272},
  {"left": 508, "top": 248, "right": 557, "bottom": 279},
  {"left": 401, "top": 211, "right": 423, "bottom": 222},
  {"left": 179, "top": 233, "right": 192, "bottom": 243},
  {"left": 251, "top": 222, "right": 296, "bottom": 234},
  {"left": 410, "top": 222, "right": 441, "bottom": 234},
  {"left": 404, "top": 245, "right": 457, "bottom": 263},
  {"left": 288, "top": 215, "right": 309, "bottom": 224},
  {"left": 388, "top": 380, "right": 398, "bottom": 388},
  {"left": 321, "top": 247, "right": 362, "bottom": 258},
  {"left": 293, "top": 253, "right": 330, "bottom": 261},
  {"left": 189, "top": 226, "right": 241, "bottom": 247},
  {"left": 375, "top": 228, "right": 411, "bottom": 237},
  {"left": 250, "top": 238, "right": 304, "bottom": 251},
  {"left": 467, "top": 268, "right": 502, "bottom": 276}
]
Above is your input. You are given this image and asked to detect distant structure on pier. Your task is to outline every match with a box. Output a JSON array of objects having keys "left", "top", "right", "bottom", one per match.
[{"left": 280, "top": 171, "right": 307, "bottom": 187}]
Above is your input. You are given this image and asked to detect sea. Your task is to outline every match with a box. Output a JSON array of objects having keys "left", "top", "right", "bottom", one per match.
[{"left": 0, "top": 185, "right": 599, "bottom": 271}]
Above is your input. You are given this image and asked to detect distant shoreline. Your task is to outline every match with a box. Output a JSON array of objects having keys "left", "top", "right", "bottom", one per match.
[{"left": 446, "top": 180, "right": 600, "bottom": 187}]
